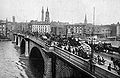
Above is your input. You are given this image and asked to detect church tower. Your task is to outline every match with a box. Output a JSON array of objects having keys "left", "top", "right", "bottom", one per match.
[
  {"left": 41, "top": 7, "right": 44, "bottom": 22},
  {"left": 84, "top": 14, "right": 87, "bottom": 25},
  {"left": 45, "top": 7, "right": 50, "bottom": 23},
  {"left": 116, "top": 22, "right": 120, "bottom": 37},
  {"left": 12, "top": 16, "right": 15, "bottom": 23}
]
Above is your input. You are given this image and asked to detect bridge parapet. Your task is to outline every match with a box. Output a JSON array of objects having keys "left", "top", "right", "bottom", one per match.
[
  {"left": 53, "top": 46, "right": 96, "bottom": 77},
  {"left": 51, "top": 46, "right": 120, "bottom": 78}
]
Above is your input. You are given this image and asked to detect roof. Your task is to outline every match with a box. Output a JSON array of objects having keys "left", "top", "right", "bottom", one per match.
[{"left": 30, "top": 21, "right": 50, "bottom": 25}]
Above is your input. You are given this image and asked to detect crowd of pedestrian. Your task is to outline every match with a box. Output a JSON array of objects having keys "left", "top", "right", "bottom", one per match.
[{"left": 38, "top": 33, "right": 92, "bottom": 59}]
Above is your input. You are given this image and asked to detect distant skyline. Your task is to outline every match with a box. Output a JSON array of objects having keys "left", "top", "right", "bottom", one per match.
[{"left": 0, "top": 0, "right": 120, "bottom": 25}]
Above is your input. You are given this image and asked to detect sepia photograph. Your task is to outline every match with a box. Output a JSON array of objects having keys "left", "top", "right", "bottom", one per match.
[{"left": 0, "top": 0, "right": 120, "bottom": 78}]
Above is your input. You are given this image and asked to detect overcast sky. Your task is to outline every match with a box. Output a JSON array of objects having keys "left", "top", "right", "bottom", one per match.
[{"left": 0, "top": 0, "right": 120, "bottom": 25}]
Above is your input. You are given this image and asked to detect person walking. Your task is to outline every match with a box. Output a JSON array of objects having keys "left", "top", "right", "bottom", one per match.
[
  {"left": 97, "top": 55, "right": 100, "bottom": 64},
  {"left": 108, "top": 63, "right": 111, "bottom": 71}
]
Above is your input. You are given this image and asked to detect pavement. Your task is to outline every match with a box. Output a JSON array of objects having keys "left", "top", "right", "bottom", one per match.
[{"left": 94, "top": 52, "right": 120, "bottom": 76}]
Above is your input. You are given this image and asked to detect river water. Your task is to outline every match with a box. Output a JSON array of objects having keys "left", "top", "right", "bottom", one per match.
[{"left": 0, "top": 41, "right": 42, "bottom": 78}]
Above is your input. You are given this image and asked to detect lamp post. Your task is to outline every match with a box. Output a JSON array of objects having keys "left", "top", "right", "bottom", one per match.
[
  {"left": 90, "top": 7, "right": 95, "bottom": 72},
  {"left": 90, "top": 29, "right": 94, "bottom": 72}
]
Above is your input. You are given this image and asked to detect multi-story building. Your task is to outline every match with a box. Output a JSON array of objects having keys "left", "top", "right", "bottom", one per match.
[
  {"left": 93, "top": 25, "right": 101, "bottom": 37},
  {"left": 84, "top": 23, "right": 93, "bottom": 37},
  {"left": 50, "top": 21, "right": 68, "bottom": 36},
  {"left": 116, "top": 22, "right": 120, "bottom": 37},
  {"left": 29, "top": 7, "right": 51, "bottom": 34},
  {"left": 100, "top": 25, "right": 111, "bottom": 38},
  {"left": 85, "top": 24, "right": 112, "bottom": 38},
  {"left": 30, "top": 21, "right": 50, "bottom": 34},
  {"left": 65, "top": 24, "right": 85, "bottom": 38},
  {"left": 16, "top": 22, "right": 29, "bottom": 33},
  {"left": 0, "top": 20, "right": 7, "bottom": 36}
]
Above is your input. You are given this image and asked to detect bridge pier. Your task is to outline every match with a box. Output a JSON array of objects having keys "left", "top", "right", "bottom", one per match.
[
  {"left": 44, "top": 58, "right": 52, "bottom": 78},
  {"left": 14, "top": 35, "right": 17, "bottom": 43},
  {"left": 51, "top": 55, "right": 56, "bottom": 78},
  {"left": 25, "top": 40, "right": 29, "bottom": 57},
  {"left": 44, "top": 54, "right": 56, "bottom": 78},
  {"left": 16, "top": 37, "right": 18, "bottom": 45},
  {"left": 18, "top": 36, "right": 21, "bottom": 47}
]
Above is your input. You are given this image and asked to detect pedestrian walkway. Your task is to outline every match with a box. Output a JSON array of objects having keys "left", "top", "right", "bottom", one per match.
[{"left": 94, "top": 53, "right": 120, "bottom": 76}]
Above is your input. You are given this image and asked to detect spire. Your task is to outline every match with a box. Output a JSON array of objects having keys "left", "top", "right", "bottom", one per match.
[
  {"left": 41, "top": 6, "right": 44, "bottom": 22},
  {"left": 42, "top": 6, "right": 44, "bottom": 12},
  {"left": 84, "top": 14, "right": 87, "bottom": 25},
  {"left": 45, "top": 7, "right": 50, "bottom": 23},
  {"left": 12, "top": 16, "right": 15, "bottom": 23},
  {"left": 6, "top": 18, "right": 8, "bottom": 23},
  {"left": 6, "top": 18, "right": 8, "bottom": 37},
  {"left": 93, "top": 7, "right": 95, "bottom": 25},
  {"left": 47, "top": 7, "right": 48, "bottom": 12}
]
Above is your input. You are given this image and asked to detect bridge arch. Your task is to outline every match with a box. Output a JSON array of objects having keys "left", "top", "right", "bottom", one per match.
[
  {"left": 20, "top": 39, "right": 26, "bottom": 54},
  {"left": 29, "top": 47, "right": 44, "bottom": 59},
  {"left": 29, "top": 47, "right": 45, "bottom": 78}
]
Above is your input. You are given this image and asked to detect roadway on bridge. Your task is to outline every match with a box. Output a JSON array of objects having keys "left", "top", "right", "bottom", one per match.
[{"left": 94, "top": 52, "right": 120, "bottom": 76}]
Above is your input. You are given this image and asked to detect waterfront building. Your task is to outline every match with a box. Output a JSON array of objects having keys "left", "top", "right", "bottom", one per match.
[
  {"left": 100, "top": 25, "right": 111, "bottom": 38},
  {"left": 84, "top": 23, "right": 93, "bottom": 37},
  {"left": 65, "top": 24, "right": 85, "bottom": 38},
  {"left": 30, "top": 21, "right": 50, "bottom": 34},
  {"left": 116, "top": 22, "right": 120, "bottom": 37},
  {"left": 110, "top": 24, "right": 117, "bottom": 37},
  {"left": 93, "top": 25, "right": 102, "bottom": 38},
  {"left": 50, "top": 21, "right": 68, "bottom": 36},
  {"left": 0, "top": 20, "right": 7, "bottom": 36},
  {"left": 29, "top": 7, "right": 51, "bottom": 34},
  {"left": 13, "top": 22, "right": 29, "bottom": 34},
  {"left": 84, "top": 23, "right": 119, "bottom": 39}
]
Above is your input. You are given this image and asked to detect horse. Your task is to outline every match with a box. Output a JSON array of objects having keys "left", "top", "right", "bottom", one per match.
[{"left": 111, "top": 57, "right": 120, "bottom": 70}]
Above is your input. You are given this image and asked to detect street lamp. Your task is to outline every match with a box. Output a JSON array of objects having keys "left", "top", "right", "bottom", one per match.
[
  {"left": 89, "top": 7, "right": 96, "bottom": 72},
  {"left": 90, "top": 33, "right": 95, "bottom": 72},
  {"left": 89, "top": 27, "right": 95, "bottom": 72}
]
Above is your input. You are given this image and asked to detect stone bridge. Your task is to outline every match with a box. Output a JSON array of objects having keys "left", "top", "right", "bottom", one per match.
[{"left": 12, "top": 33, "right": 120, "bottom": 78}]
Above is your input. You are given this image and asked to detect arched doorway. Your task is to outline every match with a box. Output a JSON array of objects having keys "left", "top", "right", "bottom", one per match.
[
  {"left": 20, "top": 39, "right": 26, "bottom": 54},
  {"left": 29, "top": 47, "right": 44, "bottom": 78},
  {"left": 16, "top": 37, "right": 18, "bottom": 45}
]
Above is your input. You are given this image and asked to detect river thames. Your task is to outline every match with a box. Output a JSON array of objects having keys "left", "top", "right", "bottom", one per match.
[{"left": 0, "top": 41, "right": 42, "bottom": 78}]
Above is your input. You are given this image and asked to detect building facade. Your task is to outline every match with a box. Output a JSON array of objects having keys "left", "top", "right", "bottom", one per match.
[
  {"left": 0, "top": 20, "right": 7, "bottom": 36},
  {"left": 50, "top": 21, "right": 68, "bottom": 36},
  {"left": 29, "top": 7, "right": 51, "bottom": 34},
  {"left": 65, "top": 24, "right": 85, "bottom": 38},
  {"left": 31, "top": 21, "right": 50, "bottom": 34},
  {"left": 116, "top": 22, "right": 120, "bottom": 37},
  {"left": 100, "top": 25, "right": 111, "bottom": 38}
]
